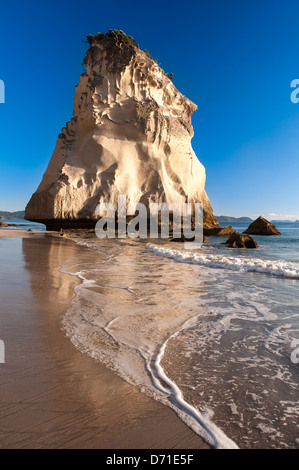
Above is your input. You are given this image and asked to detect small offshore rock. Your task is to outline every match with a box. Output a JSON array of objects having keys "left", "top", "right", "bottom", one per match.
[
  {"left": 225, "top": 231, "right": 258, "bottom": 249},
  {"left": 243, "top": 216, "right": 281, "bottom": 236},
  {"left": 215, "top": 225, "right": 236, "bottom": 237}
]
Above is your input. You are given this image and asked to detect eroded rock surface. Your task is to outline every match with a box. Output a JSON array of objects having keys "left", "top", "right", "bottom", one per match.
[
  {"left": 225, "top": 231, "right": 258, "bottom": 249},
  {"left": 26, "top": 31, "right": 219, "bottom": 231},
  {"left": 244, "top": 216, "right": 281, "bottom": 236}
]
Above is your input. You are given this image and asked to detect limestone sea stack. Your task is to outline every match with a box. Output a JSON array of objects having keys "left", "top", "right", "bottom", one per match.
[{"left": 25, "top": 30, "right": 219, "bottom": 232}]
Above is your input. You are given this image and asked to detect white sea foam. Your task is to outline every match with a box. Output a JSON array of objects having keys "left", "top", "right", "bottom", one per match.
[
  {"left": 153, "top": 331, "right": 239, "bottom": 449},
  {"left": 59, "top": 247, "right": 239, "bottom": 449},
  {"left": 59, "top": 236, "right": 299, "bottom": 449},
  {"left": 146, "top": 244, "right": 299, "bottom": 279}
]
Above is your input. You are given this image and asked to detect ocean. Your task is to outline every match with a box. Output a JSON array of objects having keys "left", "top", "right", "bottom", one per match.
[
  {"left": 61, "top": 221, "right": 299, "bottom": 449},
  {"left": 4, "top": 219, "right": 298, "bottom": 448},
  {"left": 0, "top": 219, "right": 46, "bottom": 231}
]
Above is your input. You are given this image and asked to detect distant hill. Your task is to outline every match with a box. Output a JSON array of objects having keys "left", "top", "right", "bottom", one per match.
[
  {"left": 0, "top": 210, "right": 25, "bottom": 220},
  {"left": 271, "top": 219, "right": 297, "bottom": 224},
  {"left": 216, "top": 215, "right": 253, "bottom": 222}
]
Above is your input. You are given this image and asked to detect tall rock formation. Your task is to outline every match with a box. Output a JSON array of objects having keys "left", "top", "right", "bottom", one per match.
[{"left": 25, "top": 30, "right": 219, "bottom": 231}]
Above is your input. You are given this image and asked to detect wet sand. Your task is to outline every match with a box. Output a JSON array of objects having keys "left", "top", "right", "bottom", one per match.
[
  {"left": 0, "top": 234, "right": 209, "bottom": 449},
  {"left": 0, "top": 230, "right": 52, "bottom": 238}
]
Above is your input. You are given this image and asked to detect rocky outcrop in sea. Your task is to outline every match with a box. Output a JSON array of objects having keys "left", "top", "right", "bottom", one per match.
[{"left": 25, "top": 30, "right": 218, "bottom": 232}]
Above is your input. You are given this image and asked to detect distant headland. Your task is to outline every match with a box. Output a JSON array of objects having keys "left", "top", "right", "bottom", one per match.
[
  {"left": 216, "top": 215, "right": 299, "bottom": 224},
  {"left": 0, "top": 210, "right": 25, "bottom": 220},
  {"left": 216, "top": 216, "right": 253, "bottom": 222}
]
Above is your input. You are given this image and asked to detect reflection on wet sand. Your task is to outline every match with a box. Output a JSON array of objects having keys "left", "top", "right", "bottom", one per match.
[{"left": 0, "top": 235, "right": 208, "bottom": 448}]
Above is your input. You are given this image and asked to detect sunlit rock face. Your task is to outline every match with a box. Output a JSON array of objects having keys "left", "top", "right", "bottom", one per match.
[{"left": 25, "top": 31, "right": 219, "bottom": 231}]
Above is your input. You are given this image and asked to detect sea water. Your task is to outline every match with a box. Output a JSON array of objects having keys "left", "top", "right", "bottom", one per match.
[
  {"left": 0, "top": 219, "right": 46, "bottom": 231},
  {"left": 61, "top": 222, "right": 299, "bottom": 449}
]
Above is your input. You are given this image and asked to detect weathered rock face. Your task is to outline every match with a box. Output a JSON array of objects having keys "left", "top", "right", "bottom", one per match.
[
  {"left": 202, "top": 224, "right": 236, "bottom": 237},
  {"left": 244, "top": 216, "right": 281, "bottom": 236},
  {"left": 225, "top": 231, "right": 258, "bottom": 249},
  {"left": 0, "top": 222, "right": 8, "bottom": 227},
  {"left": 215, "top": 225, "right": 236, "bottom": 237},
  {"left": 25, "top": 31, "right": 219, "bottom": 231}
]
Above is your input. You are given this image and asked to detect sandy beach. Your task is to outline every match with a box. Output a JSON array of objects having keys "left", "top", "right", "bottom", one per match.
[
  {"left": 0, "top": 232, "right": 208, "bottom": 449},
  {"left": 0, "top": 229, "right": 52, "bottom": 237}
]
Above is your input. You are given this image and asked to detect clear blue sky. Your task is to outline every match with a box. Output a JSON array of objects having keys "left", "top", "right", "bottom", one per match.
[{"left": 0, "top": 0, "right": 299, "bottom": 219}]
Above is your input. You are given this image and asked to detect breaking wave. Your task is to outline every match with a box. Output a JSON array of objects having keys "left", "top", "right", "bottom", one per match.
[{"left": 146, "top": 244, "right": 299, "bottom": 279}]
